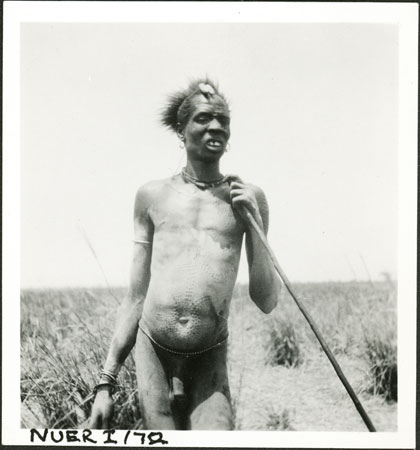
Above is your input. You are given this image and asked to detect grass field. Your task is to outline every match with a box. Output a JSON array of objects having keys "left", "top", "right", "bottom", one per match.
[{"left": 21, "top": 281, "right": 397, "bottom": 431}]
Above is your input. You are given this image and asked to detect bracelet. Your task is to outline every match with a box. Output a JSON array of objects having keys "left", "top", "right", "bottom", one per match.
[
  {"left": 133, "top": 239, "right": 152, "bottom": 245},
  {"left": 100, "top": 369, "right": 118, "bottom": 384},
  {"left": 92, "top": 382, "right": 117, "bottom": 396},
  {"left": 92, "top": 368, "right": 119, "bottom": 397}
]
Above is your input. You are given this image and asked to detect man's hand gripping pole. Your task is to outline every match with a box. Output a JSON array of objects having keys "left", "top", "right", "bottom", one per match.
[{"left": 241, "top": 207, "right": 376, "bottom": 432}]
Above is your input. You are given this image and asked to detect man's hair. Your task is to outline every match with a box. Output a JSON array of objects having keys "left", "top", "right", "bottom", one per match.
[{"left": 160, "top": 78, "right": 229, "bottom": 133}]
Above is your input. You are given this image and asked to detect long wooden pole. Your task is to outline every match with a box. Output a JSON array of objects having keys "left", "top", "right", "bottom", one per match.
[{"left": 243, "top": 208, "right": 376, "bottom": 432}]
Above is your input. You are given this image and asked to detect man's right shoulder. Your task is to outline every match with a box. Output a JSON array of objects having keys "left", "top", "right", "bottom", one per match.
[{"left": 135, "top": 176, "right": 177, "bottom": 203}]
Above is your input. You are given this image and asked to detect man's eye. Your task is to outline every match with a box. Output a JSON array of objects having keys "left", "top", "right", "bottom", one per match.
[
  {"left": 194, "top": 113, "right": 230, "bottom": 126},
  {"left": 196, "top": 114, "right": 211, "bottom": 123}
]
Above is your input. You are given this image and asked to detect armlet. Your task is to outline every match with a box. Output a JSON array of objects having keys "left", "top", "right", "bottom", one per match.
[{"left": 133, "top": 239, "right": 152, "bottom": 245}]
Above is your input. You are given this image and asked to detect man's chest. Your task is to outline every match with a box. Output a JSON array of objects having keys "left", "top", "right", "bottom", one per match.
[{"left": 149, "top": 186, "right": 245, "bottom": 237}]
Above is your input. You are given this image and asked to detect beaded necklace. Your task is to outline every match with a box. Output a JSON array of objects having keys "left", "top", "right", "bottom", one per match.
[{"left": 181, "top": 167, "right": 227, "bottom": 189}]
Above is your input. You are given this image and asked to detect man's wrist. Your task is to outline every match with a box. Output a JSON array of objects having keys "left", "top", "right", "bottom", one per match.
[
  {"left": 93, "top": 382, "right": 116, "bottom": 397},
  {"left": 241, "top": 205, "right": 263, "bottom": 229},
  {"left": 248, "top": 215, "right": 264, "bottom": 234},
  {"left": 96, "top": 384, "right": 113, "bottom": 395},
  {"left": 99, "top": 377, "right": 115, "bottom": 385},
  {"left": 93, "top": 368, "right": 119, "bottom": 398}
]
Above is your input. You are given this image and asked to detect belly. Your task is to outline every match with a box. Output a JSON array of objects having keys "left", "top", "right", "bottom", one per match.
[
  {"left": 141, "top": 299, "right": 227, "bottom": 352},
  {"left": 142, "top": 250, "right": 238, "bottom": 351}
]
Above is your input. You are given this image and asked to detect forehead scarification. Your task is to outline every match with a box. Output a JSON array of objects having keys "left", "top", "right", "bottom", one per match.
[
  {"left": 189, "top": 94, "right": 230, "bottom": 117},
  {"left": 160, "top": 79, "right": 230, "bottom": 132}
]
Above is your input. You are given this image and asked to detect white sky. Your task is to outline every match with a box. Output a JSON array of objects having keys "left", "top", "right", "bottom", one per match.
[{"left": 21, "top": 22, "right": 399, "bottom": 288}]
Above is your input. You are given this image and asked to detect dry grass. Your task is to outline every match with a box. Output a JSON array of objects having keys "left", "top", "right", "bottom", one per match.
[
  {"left": 265, "top": 312, "right": 303, "bottom": 368},
  {"left": 362, "top": 292, "right": 397, "bottom": 402},
  {"left": 21, "top": 288, "right": 141, "bottom": 429},
  {"left": 21, "top": 281, "right": 397, "bottom": 430}
]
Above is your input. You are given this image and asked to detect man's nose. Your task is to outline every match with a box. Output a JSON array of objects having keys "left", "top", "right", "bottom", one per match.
[{"left": 208, "top": 117, "right": 224, "bottom": 130}]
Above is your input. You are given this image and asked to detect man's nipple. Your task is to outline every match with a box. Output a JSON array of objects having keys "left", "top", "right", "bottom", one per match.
[{"left": 178, "top": 317, "right": 190, "bottom": 326}]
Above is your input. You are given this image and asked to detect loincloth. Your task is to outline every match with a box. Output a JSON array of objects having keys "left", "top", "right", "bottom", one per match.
[
  {"left": 138, "top": 318, "right": 228, "bottom": 408},
  {"left": 139, "top": 320, "right": 228, "bottom": 357}
]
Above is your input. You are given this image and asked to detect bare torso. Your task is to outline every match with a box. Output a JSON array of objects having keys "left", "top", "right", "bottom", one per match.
[{"left": 141, "top": 174, "right": 246, "bottom": 351}]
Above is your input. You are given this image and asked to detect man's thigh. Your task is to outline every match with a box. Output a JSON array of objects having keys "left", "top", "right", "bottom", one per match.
[
  {"left": 135, "top": 329, "right": 177, "bottom": 430},
  {"left": 187, "top": 345, "right": 233, "bottom": 430}
]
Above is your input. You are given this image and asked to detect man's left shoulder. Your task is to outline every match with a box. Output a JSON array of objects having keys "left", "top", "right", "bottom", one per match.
[{"left": 248, "top": 183, "right": 268, "bottom": 203}]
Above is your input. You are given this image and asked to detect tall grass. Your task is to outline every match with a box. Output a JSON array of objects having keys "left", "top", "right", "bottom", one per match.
[
  {"left": 266, "top": 407, "right": 294, "bottom": 431},
  {"left": 364, "top": 331, "right": 397, "bottom": 401},
  {"left": 261, "top": 281, "right": 397, "bottom": 401},
  {"left": 21, "top": 288, "right": 141, "bottom": 429},
  {"left": 21, "top": 282, "right": 397, "bottom": 429},
  {"left": 265, "top": 312, "right": 302, "bottom": 367},
  {"left": 362, "top": 290, "right": 397, "bottom": 402}
]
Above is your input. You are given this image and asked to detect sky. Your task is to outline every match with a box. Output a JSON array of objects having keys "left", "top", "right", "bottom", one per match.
[{"left": 20, "top": 22, "right": 399, "bottom": 288}]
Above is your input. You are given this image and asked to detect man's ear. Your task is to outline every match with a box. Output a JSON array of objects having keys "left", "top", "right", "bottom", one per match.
[{"left": 176, "top": 123, "right": 184, "bottom": 142}]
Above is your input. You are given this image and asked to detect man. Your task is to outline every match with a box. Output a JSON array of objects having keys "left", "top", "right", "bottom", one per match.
[{"left": 89, "top": 79, "right": 281, "bottom": 430}]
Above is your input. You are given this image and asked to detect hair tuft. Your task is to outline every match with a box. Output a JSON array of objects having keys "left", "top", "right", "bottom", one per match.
[{"left": 160, "top": 77, "right": 228, "bottom": 133}]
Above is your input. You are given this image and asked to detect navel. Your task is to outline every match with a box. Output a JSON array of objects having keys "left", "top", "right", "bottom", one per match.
[{"left": 178, "top": 317, "right": 190, "bottom": 326}]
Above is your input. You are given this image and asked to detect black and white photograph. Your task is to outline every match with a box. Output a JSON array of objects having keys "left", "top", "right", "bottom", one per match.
[{"left": 3, "top": 1, "right": 417, "bottom": 447}]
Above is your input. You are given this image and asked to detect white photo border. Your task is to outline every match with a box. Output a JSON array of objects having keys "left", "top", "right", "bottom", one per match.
[{"left": 3, "top": 1, "right": 418, "bottom": 448}]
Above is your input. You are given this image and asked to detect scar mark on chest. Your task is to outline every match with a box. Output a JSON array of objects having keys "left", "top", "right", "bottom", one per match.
[{"left": 174, "top": 248, "right": 224, "bottom": 299}]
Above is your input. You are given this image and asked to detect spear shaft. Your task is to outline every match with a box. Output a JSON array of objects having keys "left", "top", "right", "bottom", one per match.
[{"left": 243, "top": 208, "right": 376, "bottom": 432}]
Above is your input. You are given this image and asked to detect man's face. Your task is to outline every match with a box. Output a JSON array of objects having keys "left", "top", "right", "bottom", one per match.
[{"left": 181, "top": 95, "right": 231, "bottom": 163}]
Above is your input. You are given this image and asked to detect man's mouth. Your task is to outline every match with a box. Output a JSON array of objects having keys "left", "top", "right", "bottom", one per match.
[{"left": 206, "top": 139, "right": 224, "bottom": 150}]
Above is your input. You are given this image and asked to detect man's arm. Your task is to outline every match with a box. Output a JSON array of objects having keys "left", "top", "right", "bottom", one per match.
[
  {"left": 229, "top": 176, "right": 281, "bottom": 313},
  {"left": 90, "top": 185, "right": 153, "bottom": 429}
]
